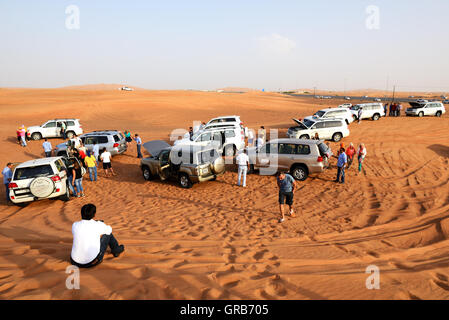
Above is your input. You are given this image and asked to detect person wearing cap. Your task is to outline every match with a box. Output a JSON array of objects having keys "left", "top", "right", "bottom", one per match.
[{"left": 84, "top": 150, "right": 98, "bottom": 182}]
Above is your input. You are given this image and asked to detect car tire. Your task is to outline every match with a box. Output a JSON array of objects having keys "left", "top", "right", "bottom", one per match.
[
  {"left": 372, "top": 114, "right": 380, "bottom": 121},
  {"left": 60, "top": 184, "right": 70, "bottom": 202},
  {"left": 142, "top": 166, "right": 154, "bottom": 181},
  {"left": 332, "top": 132, "right": 342, "bottom": 142},
  {"left": 178, "top": 173, "right": 193, "bottom": 189},
  {"left": 290, "top": 165, "right": 308, "bottom": 181},
  {"left": 353, "top": 115, "right": 357, "bottom": 121},
  {"left": 436, "top": 111, "right": 442, "bottom": 117},
  {"left": 223, "top": 145, "right": 236, "bottom": 157},
  {"left": 299, "top": 134, "right": 309, "bottom": 140},
  {"left": 31, "top": 132, "right": 42, "bottom": 141},
  {"left": 66, "top": 131, "right": 75, "bottom": 139},
  {"left": 29, "top": 177, "right": 55, "bottom": 198},
  {"left": 418, "top": 112, "right": 424, "bottom": 117}
]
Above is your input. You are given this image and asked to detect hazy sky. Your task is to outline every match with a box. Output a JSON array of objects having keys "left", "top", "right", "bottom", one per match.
[{"left": 1, "top": 0, "right": 449, "bottom": 91}]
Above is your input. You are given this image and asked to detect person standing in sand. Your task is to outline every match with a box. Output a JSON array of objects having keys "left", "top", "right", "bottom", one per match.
[
  {"left": 247, "top": 129, "right": 255, "bottom": 147},
  {"left": 70, "top": 203, "right": 124, "bottom": 268},
  {"left": 357, "top": 143, "right": 367, "bottom": 173},
  {"left": 84, "top": 150, "right": 98, "bottom": 182},
  {"left": 92, "top": 141, "right": 100, "bottom": 162},
  {"left": 42, "top": 138, "right": 52, "bottom": 157},
  {"left": 345, "top": 142, "right": 356, "bottom": 169},
  {"left": 357, "top": 108, "right": 363, "bottom": 124},
  {"left": 277, "top": 172, "right": 297, "bottom": 223},
  {"left": 236, "top": 149, "right": 249, "bottom": 187},
  {"left": 19, "top": 125, "right": 27, "bottom": 147},
  {"left": 335, "top": 147, "right": 347, "bottom": 184},
  {"left": 134, "top": 134, "right": 143, "bottom": 158},
  {"left": 100, "top": 147, "right": 116, "bottom": 177},
  {"left": 2, "top": 163, "right": 13, "bottom": 204}
]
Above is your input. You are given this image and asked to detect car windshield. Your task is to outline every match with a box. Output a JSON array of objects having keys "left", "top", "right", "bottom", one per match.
[
  {"left": 302, "top": 119, "right": 315, "bottom": 128},
  {"left": 14, "top": 165, "right": 54, "bottom": 180},
  {"left": 191, "top": 131, "right": 201, "bottom": 141},
  {"left": 350, "top": 105, "right": 360, "bottom": 110},
  {"left": 314, "top": 111, "right": 325, "bottom": 118}
]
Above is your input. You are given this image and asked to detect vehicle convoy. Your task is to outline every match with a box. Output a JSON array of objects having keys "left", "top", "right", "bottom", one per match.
[
  {"left": 305, "top": 107, "right": 354, "bottom": 125},
  {"left": 349, "top": 103, "right": 384, "bottom": 121},
  {"left": 405, "top": 101, "right": 446, "bottom": 117},
  {"left": 174, "top": 125, "right": 245, "bottom": 157},
  {"left": 55, "top": 130, "right": 127, "bottom": 157},
  {"left": 247, "top": 138, "right": 333, "bottom": 181},
  {"left": 140, "top": 140, "right": 225, "bottom": 188},
  {"left": 287, "top": 118, "right": 349, "bottom": 142},
  {"left": 27, "top": 119, "right": 83, "bottom": 140},
  {"left": 8, "top": 157, "right": 85, "bottom": 205}
]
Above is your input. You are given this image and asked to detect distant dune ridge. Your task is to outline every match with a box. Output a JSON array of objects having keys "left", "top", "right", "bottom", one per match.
[{"left": 0, "top": 87, "right": 449, "bottom": 299}]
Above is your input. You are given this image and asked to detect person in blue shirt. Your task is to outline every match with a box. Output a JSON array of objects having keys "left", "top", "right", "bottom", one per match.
[
  {"left": 2, "top": 163, "right": 13, "bottom": 203},
  {"left": 42, "top": 138, "right": 52, "bottom": 157},
  {"left": 276, "top": 172, "right": 297, "bottom": 223},
  {"left": 336, "top": 147, "right": 347, "bottom": 184},
  {"left": 133, "top": 134, "right": 143, "bottom": 158}
]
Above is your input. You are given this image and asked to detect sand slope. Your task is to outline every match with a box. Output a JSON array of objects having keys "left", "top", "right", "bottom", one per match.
[{"left": 0, "top": 89, "right": 448, "bottom": 299}]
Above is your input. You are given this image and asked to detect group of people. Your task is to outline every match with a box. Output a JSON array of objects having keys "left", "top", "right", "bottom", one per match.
[
  {"left": 16, "top": 125, "right": 27, "bottom": 147},
  {"left": 334, "top": 142, "right": 367, "bottom": 184},
  {"left": 247, "top": 126, "right": 266, "bottom": 148},
  {"left": 386, "top": 102, "right": 403, "bottom": 117}
]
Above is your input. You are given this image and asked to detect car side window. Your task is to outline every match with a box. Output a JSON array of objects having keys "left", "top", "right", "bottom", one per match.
[
  {"left": 264, "top": 143, "right": 277, "bottom": 154},
  {"left": 84, "top": 136, "right": 98, "bottom": 145},
  {"left": 98, "top": 136, "right": 109, "bottom": 144},
  {"left": 113, "top": 135, "right": 120, "bottom": 142},
  {"left": 44, "top": 122, "right": 56, "bottom": 128},
  {"left": 325, "top": 121, "right": 341, "bottom": 128},
  {"left": 225, "top": 130, "right": 235, "bottom": 138},
  {"left": 314, "top": 122, "right": 325, "bottom": 129},
  {"left": 160, "top": 151, "right": 170, "bottom": 162},
  {"left": 296, "top": 144, "right": 311, "bottom": 155},
  {"left": 200, "top": 133, "right": 211, "bottom": 141},
  {"left": 278, "top": 143, "right": 296, "bottom": 155},
  {"left": 54, "top": 160, "right": 64, "bottom": 172}
]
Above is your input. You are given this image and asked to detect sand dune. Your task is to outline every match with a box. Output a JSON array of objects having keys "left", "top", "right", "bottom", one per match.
[{"left": 0, "top": 89, "right": 448, "bottom": 299}]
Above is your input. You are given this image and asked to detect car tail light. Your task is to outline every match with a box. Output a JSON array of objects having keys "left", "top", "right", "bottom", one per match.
[
  {"left": 113, "top": 143, "right": 119, "bottom": 148},
  {"left": 51, "top": 176, "right": 61, "bottom": 182},
  {"left": 55, "top": 188, "right": 60, "bottom": 192},
  {"left": 27, "top": 132, "right": 31, "bottom": 136},
  {"left": 10, "top": 196, "right": 15, "bottom": 200},
  {"left": 8, "top": 183, "right": 18, "bottom": 188},
  {"left": 317, "top": 156, "right": 323, "bottom": 162}
]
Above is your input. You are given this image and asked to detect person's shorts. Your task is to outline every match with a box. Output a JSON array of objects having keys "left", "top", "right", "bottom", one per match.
[
  {"left": 103, "top": 162, "right": 112, "bottom": 169},
  {"left": 279, "top": 191, "right": 294, "bottom": 205},
  {"left": 125, "top": 137, "right": 132, "bottom": 143}
]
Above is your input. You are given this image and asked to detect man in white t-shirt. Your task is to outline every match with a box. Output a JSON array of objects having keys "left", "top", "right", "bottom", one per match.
[
  {"left": 100, "top": 148, "right": 116, "bottom": 177},
  {"left": 235, "top": 149, "right": 250, "bottom": 187},
  {"left": 71, "top": 203, "right": 124, "bottom": 268},
  {"left": 71, "top": 134, "right": 82, "bottom": 149}
]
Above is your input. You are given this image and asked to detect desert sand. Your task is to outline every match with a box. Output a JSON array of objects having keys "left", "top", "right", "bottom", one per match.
[{"left": 0, "top": 88, "right": 448, "bottom": 300}]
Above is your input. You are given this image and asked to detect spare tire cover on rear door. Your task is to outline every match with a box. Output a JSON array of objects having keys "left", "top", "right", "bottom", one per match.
[
  {"left": 29, "top": 177, "right": 55, "bottom": 198},
  {"left": 211, "top": 157, "right": 225, "bottom": 174}
]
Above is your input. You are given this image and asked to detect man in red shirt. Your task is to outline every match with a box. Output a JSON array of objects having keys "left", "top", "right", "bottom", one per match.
[{"left": 346, "top": 142, "right": 356, "bottom": 169}]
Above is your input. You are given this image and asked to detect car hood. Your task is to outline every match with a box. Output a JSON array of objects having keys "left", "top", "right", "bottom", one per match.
[
  {"left": 292, "top": 118, "right": 308, "bottom": 129},
  {"left": 408, "top": 102, "right": 425, "bottom": 109},
  {"left": 143, "top": 140, "right": 171, "bottom": 157}
]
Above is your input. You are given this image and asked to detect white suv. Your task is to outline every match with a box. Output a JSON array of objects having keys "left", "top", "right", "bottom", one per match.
[
  {"left": 349, "top": 103, "right": 384, "bottom": 121},
  {"left": 287, "top": 118, "right": 349, "bottom": 142},
  {"left": 174, "top": 124, "right": 245, "bottom": 156},
  {"left": 405, "top": 101, "right": 446, "bottom": 117},
  {"left": 8, "top": 157, "right": 84, "bottom": 205},
  {"left": 27, "top": 119, "right": 83, "bottom": 140},
  {"left": 305, "top": 107, "right": 354, "bottom": 125}
]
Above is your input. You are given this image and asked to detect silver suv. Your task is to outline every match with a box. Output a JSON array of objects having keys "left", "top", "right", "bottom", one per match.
[
  {"left": 247, "top": 138, "right": 333, "bottom": 181},
  {"left": 140, "top": 140, "right": 225, "bottom": 188},
  {"left": 55, "top": 130, "right": 127, "bottom": 157}
]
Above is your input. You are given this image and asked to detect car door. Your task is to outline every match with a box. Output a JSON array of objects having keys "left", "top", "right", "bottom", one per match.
[
  {"left": 158, "top": 150, "right": 171, "bottom": 180},
  {"left": 211, "top": 131, "right": 224, "bottom": 151},
  {"left": 55, "top": 121, "right": 64, "bottom": 137},
  {"left": 197, "top": 132, "right": 212, "bottom": 147},
  {"left": 256, "top": 142, "right": 280, "bottom": 175},
  {"left": 83, "top": 136, "right": 97, "bottom": 153},
  {"left": 425, "top": 103, "right": 434, "bottom": 115},
  {"left": 310, "top": 121, "right": 327, "bottom": 139},
  {"left": 42, "top": 121, "right": 57, "bottom": 138},
  {"left": 277, "top": 143, "right": 297, "bottom": 171}
]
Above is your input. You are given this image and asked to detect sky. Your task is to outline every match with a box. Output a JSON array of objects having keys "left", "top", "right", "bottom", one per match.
[{"left": 1, "top": 0, "right": 449, "bottom": 91}]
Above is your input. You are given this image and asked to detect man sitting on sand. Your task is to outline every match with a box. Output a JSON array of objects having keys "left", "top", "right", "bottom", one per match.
[{"left": 70, "top": 204, "right": 124, "bottom": 268}]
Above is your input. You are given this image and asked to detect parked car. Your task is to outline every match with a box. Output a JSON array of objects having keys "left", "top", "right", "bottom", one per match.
[
  {"left": 26, "top": 119, "right": 83, "bottom": 141},
  {"left": 305, "top": 107, "right": 354, "bottom": 125},
  {"left": 338, "top": 103, "right": 352, "bottom": 108},
  {"left": 174, "top": 124, "right": 245, "bottom": 157},
  {"left": 344, "top": 96, "right": 351, "bottom": 100},
  {"left": 373, "top": 98, "right": 382, "bottom": 102},
  {"left": 8, "top": 157, "right": 85, "bottom": 205},
  {"left": 442, "top": 100, "right": 449, "bottom": 105},
  {"left": 55, "top": 130, "right": 127, "bottom": 157},
  {"left": 247, "top": 138, "right": 333, "bottom": 181},
  {"left": 405, "top": 101, "right": 446, "bottom": 117},
  {"left": 349, "top": 103, "right": 384, "bottom": 121},
  {"left": 287, "top": 118, "right": 349, "bottom": 142},
  {"left": 140, "top": 140, "right": 225, "bottom": 188},
  {"left": 120, "top": 86, "right": 134, "bottom": 91}
]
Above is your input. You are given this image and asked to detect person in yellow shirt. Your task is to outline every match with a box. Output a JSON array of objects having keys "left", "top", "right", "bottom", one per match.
[{"left": 84, "top": 150, "right": 97, "bottom": 182}]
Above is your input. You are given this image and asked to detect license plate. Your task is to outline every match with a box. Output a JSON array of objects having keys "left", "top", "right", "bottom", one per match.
[{"left": 15, "top": 190, "right": 28, "bottom": 195}]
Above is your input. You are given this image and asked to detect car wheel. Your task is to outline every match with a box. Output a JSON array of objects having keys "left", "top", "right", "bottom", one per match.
[
  {"left": 66, "top": 131, "right": 75, "bottom": 139},
  {"left": 142, "top": 166, "right": 154, "bottom": 181},
  {"left": 345, "top": 119, "right": 349, "bottom": 125},
  {"left": 372, "top": 114, "right": 380, "bottom": 121},
  {"left": 31, "top": 132, "right": 42, "bottom": 141},
  {"left": 418, "top": 112, "right": 424, "bottom": 117},
  {"left": 353, "top": 115, "right": 357, "bottom": 121},
  {"left": 223, "top": 145, "right": 236, "bottom": 157},
  {"left": 436, "top": 111, "right": 442, "bottom": 117},
  {"left": 332, "top": 132, "right": 342, "bottom": 142},
  {"left": 178, "top": 173, "right": 193, "bottom": 189},
  {"left": 299, "top": 134, "right": 309, "bottom": 139},
  {"left": 291, "top": 165, "right": 308, "bottom": 181},
  {"left": 60, "top": 184, "right": 70, "bottom": 202}
]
